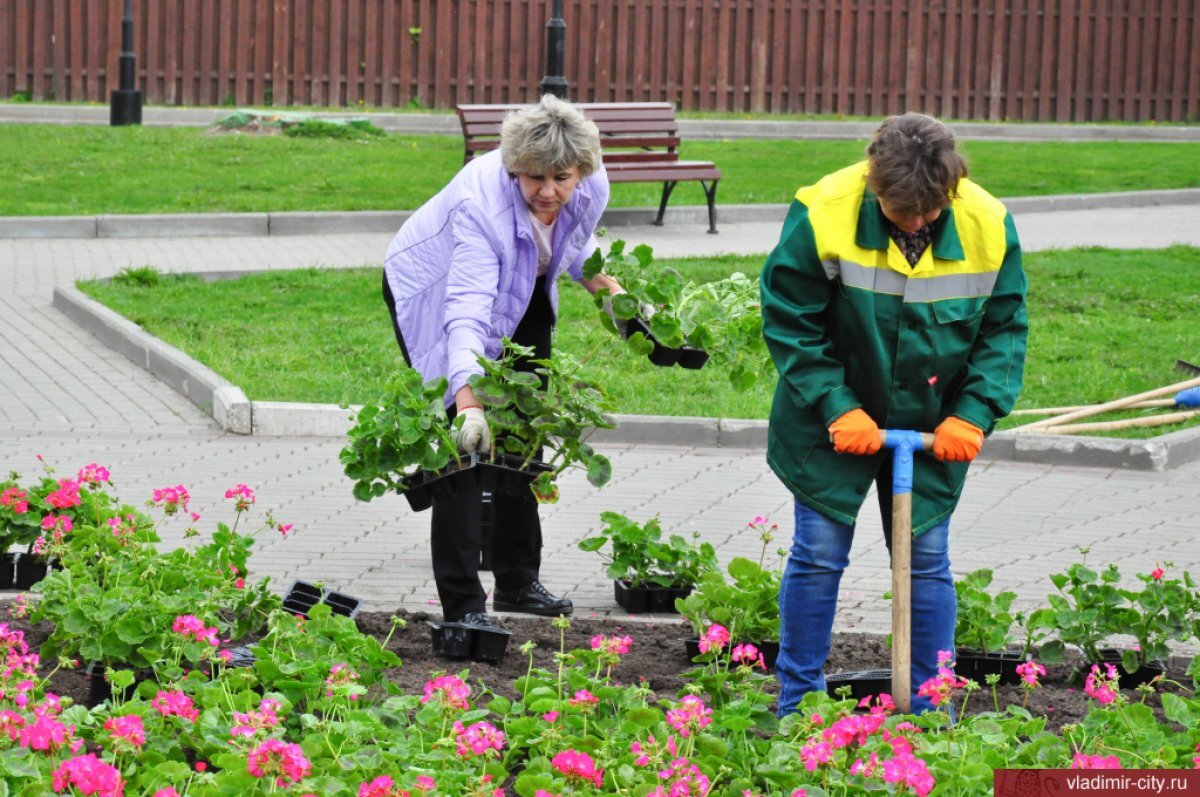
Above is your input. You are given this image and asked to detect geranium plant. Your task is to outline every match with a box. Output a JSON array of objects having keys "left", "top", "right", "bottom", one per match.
[
  {"left": 954, "top": 568, "right": 1020, "bottom": 653},
  {"left": 583, "top": 239, "right": 772, "bottom": 386},
  {"left": 1110, "top": 563, "right": 1199, "bottom": 670},
  {"left": 578, "top": 511, "right": 717, "bottom": 589},
  {"left": 1035, "top": 548, "right": 1126, "bottom": 665},
  {"left": 677, "top": 516, "right": 783, "bottom": 646},
  {"left": 467, "top": 339, "right": 616, "bottom": 502},
  {"left": 340, "top": 366, "right": 461, "bottom": 502}
]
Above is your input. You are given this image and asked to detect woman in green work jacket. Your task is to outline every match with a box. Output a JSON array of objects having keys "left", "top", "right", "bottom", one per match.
[{"left": 760, "top": 113, "right": 1028, "bottom": 715}]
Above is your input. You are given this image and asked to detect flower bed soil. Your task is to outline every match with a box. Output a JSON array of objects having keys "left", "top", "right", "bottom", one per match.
[{"left": 16, "top": 608, "right": 1187, "bottom": 733}]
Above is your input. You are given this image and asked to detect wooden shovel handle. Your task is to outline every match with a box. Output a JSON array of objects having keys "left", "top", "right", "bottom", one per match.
[{"left": 1034, "top": 409, "right": 1200, "bottom": 434}]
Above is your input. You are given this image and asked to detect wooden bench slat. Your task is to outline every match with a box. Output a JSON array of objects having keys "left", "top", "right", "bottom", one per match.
[{"left": 456, "top": 101, "right": 720, "bottom": 232}]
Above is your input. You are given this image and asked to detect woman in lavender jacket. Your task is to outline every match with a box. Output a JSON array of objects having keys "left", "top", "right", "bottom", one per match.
[{"left": 382, "top": 95, "right": 625, "bottom": 630}]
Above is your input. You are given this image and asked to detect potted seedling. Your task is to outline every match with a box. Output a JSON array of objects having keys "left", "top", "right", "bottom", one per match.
[
  {"left": 0, "top": 473, "right": 39, "bottom": 589},
  {"left": 579, "top": 511, "right": 718, "bottom": 614},
  {"left": 953, "top": 568, "right": 1025, "bottom": 685},
  {"left": 1106, "top": 563, "right": 1196, "bottom": 684},
  {"left": 584, "top": 240, "right": 713, "bottom": 369},
  {"left": 1035, "top": 550, "right": 1167, "bottom": 688},
  {"left": 341, "top": 367, "right": 464, "bottom": 512},
  {"left": 344, "top": 342, "right": 615, "bottom": 509},
  {"left": 467, "top": 340, "right": 615, "bottom": 503},
  {"left": 677, "top": 516, "right": 783, "bottom": 667}
]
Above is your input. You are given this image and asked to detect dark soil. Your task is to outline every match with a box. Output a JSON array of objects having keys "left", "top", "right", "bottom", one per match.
[
  {"left": 17, "top": 607, "right": 1187, "bottom": 734},
  {"left": 355, "top": 610, "right": 1186, "bottom": 733}
]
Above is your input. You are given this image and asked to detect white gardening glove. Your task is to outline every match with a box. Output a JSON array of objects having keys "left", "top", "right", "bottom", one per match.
[{"left": 452, "top": 407, "right": 491, "bottom": 454}]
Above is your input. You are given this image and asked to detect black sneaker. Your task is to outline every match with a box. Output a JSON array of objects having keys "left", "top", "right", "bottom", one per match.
[
  {"left": 493, "top": 581, "right": 573, "bottom": 617},
  {"left": 459, "top": 610, "right": 502, "bottom": 629}
]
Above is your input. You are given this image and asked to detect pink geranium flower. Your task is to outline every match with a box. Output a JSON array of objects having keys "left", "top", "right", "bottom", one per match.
[
  {"left": 247, "top": 738, "right": 311, "bottom": 783},
  {"left": 1084, "top": 663, "right": 1120, "bottom": 705},
  {"left": 103, "top": 714, "right": 145, "bottom": 749},
  {"left": 568, "top": 689, "right": 600, "bottom": 709},
  {"left": 666, "top": 695, "right": 713, "bottom": 737},
  {"left": 731, "top": 643, "right": 766, "bottom": 669},
  {"left": 359, "top": 776, "right": 403, "bottom": 797},
  {"left": 1071, "top": 753, "right": 1122, "bottom": 769},
  {"left": 76, "top": 463, "right": 111, "bottom": 486},
  {"left": 698, "top": 623, "right": 730, "bottom": 654},
  {"left": 420, "top": 675, "right": 469, "bottom": 711},
  {"left": 1016, "top": 660, "right": 1047, "bottom": 687},
  {"left": 451, "top": 720, "right": 505, "bottom": 758},
  {"left": 46, "top": 478, "right": 81, "bottom": 510},
  {"left": 0, "top": 488, "right": 29, "bottom": 514},
  {"left": 590, "top": 633, "right": 633, "bottom": 656},
  {"left": 52, "top": 753, "right": 124, "bottom": 797},
  {"left": 151, "top": 690, "right": 199, "bottom": 722},
  {"left": 224, "top": 484, "right": 256, "bottom": 512},
  {"left": 551, "top": 749, "right": 603, "bottom": 787},
  {"left": 1150, "top": 566, "right": 1165, "bottom": 581},
  {"left": 151, "top": 485, "right": 191, "bottom": 515}
]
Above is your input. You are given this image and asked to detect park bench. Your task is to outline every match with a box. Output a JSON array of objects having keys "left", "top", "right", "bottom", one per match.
[{"left": 456, "top": 102, "right": 721, "bottom": 233}]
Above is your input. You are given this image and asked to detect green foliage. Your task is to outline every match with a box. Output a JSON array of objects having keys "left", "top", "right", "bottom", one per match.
[
  {"left": 112, "top": 265, "right": 165, "bottom": 287},
  {"left": 468, "top": 339, "right": 616, "bottom": 496},
  {"left": 954, "top": 568, "right": 1020, "bottom": 653},
  {"left": 1035, "top": 549, "right": 1127, "bottom": 664},
  {"left": 584, "top": 239, "right": 774, "bottom": 390},
  {"left": 578, "top": 511, "right": 718, "bottom": 589},
  {"left": 677, "top": 557, "right": 782, "bottom": 645},
  {"left": 1110, "top": 564, "right": 1200, "bottom": 666},
  {"left": 281, "top": 119, "right": 385, "bottom": 140},
  {"left": 339, "top": 366, "right": 459, "bottom": 502}
]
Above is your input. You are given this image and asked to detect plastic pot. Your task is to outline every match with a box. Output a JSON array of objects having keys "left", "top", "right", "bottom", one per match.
[
  {"left": 12, "top": 553, "right": 52, "bottom": 589},
  {"left": 282, "top": 580, "right": 363, "bottom": 619},
  {"left": 613, "top": 579, "right": 692, "bottom": 614},
  {"left": 0, "top": 552, "right": 16, "bottom": 590},
  {"left": 1082, "top": 648, "right": 1168, "bottom": 690},
  {"left": 826, "top": 669, "right": 893, "bottom": 702},
  {"left": 677, "top": 346, "right": 710, "bottom": 370},
  {"left": 626, "top": 318, "right": 682, "bottom": 367},
  {"left": 954, "top": 648, "right": 1025, "bottom": 686},
  {"left": 427, "top": 620, "right": 512, "bottom": 663}
]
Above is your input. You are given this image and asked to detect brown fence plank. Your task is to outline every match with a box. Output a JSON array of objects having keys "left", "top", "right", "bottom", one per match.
[
  {"left": 5, "top": 0, "right": 1199, "bottom": 121},
  {"left": 16, "top": 0, "right": 33, "bottom": 95}
]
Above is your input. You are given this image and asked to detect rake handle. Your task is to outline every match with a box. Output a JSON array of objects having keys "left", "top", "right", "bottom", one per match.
[{"left": 1010, "top": 375, "right": 1200, "bottom": 431}]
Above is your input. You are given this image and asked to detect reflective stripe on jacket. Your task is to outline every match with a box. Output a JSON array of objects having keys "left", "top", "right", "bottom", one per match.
[
  {"left": 760, "top": 161, "right": 1028, "bottom": 533},
  {"left": 383, "top": 149, "right": 608, "bottom": 403}
]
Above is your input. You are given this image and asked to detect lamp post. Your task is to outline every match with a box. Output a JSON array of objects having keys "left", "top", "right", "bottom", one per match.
[
  {"left": 110, "top": 0, "right": 143, "bottom": 125},
  {"left": 538, "top": 0, "right": 568, "bottom": 98}
]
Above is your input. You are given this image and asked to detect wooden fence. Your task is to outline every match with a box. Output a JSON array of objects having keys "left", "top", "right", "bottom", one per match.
[{"left": 1, "top": 0, "right": 1197, "bottom": 122}]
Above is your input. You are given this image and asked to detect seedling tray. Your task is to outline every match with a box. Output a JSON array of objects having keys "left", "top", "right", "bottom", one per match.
[
  {"left": 427, "top": 620, "right": 511, "bottom": 663},
  {"left": 282, "top": 580, "right": 363, "bottom": 619}
]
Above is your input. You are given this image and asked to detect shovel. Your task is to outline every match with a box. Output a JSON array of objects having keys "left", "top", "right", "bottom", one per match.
[{"left": 880, "top": 430, "right": 935, "bottom": 714}]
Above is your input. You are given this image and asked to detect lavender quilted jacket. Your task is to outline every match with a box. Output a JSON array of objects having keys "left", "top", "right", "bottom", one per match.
[{"left": 383, "top": 150, "right": 609, "bottom": 404}]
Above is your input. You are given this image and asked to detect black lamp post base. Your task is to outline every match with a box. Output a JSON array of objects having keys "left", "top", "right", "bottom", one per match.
[{"left": 110, "top": 90, "right": 143, "bottom": 126}]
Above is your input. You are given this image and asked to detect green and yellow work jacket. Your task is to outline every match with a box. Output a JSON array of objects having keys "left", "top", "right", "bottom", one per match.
[{"left": 760, "top": 162, "right": 1028, "bottom": 534}]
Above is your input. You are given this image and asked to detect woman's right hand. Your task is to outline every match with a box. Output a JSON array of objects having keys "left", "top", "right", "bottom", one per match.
[
  {"left": 452, "top": 407, "right": 491, "bottom": 453},
  {"left": 452, "top": 386, "right": 491, "bottom": 453}
]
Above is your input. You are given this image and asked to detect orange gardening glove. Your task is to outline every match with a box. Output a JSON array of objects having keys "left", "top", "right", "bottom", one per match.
[
  {"left": 933, "top": 416, "right": 985, "bottom": 462},
  {"left": 828, "top": 409, "right": 882, "bottom": 456}
]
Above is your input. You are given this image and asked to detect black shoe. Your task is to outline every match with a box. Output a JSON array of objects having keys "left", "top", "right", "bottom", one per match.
[
  {"left": 493, "top": 581, "right": 573, "bottom": 617},
  {"left": 458, "top": 610, "right": 502, "bottom": 629}
]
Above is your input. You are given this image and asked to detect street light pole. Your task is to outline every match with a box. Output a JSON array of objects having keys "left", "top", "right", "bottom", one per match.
[
  {"left": 539, "top": 0, "right": 568, "bottom": 98},
  {"left": 110, "top": 0, "right": 143, "bottom": 125}
]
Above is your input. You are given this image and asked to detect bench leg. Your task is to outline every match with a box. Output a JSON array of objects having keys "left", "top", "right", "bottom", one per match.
[
  {"left": 654, "top": 181, "right": 678, "bottom": 226},
  {"left": 701, "top": 179, "right": 719, "bottom": 234}
]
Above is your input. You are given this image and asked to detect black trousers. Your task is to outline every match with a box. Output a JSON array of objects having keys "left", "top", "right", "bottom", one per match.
[{"left": 382, "top": 271, "right": 552, "bottom": 621}]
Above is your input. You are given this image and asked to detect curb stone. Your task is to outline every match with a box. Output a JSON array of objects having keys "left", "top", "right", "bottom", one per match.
[
  {"left": 52, "top": 276, "right": 1200, "bottom": 471},
  {"left": 4, "top": 191, "right": 1200, "bottom": 240}
]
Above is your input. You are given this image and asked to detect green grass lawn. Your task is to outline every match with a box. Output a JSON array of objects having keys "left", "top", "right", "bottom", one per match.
[
  {"left": 5, "top": 124, "right": 1200, "bottom": 216},
  {"left": 77, "top": 246, "right": 1200, "bottom": 438}
]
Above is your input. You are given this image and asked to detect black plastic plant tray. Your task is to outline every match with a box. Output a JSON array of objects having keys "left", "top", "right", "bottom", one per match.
[{"left": 283, "top": 580, "right": 363, "bottom": 619}]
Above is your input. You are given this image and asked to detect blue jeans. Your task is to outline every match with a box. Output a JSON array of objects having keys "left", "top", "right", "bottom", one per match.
[{"left": 776, "top": 499, "right": 955, "bottom": 716}]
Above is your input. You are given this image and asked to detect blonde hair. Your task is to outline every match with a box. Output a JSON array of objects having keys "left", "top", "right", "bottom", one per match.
[
  {"left": 500, "top": 94, "right": 602, "bottom": 176},
  {"left": 865, "top": 113, "right": 968, "bottom": 216}
]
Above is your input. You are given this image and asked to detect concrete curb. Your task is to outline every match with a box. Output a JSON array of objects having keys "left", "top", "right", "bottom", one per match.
[
  {"left": 5, "top": 189, "right": 1200, "bottom": 240},
  {"left": 51, "top": 285, "right": 252, "bottom": 434},
  {"left": 53, "top": 273, "right": 1200, "bottom": 470}
]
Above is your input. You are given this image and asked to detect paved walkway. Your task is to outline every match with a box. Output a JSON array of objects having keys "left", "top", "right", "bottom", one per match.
[{"left": 2, "top": 209, "right": 1199, "bottom": 652}]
